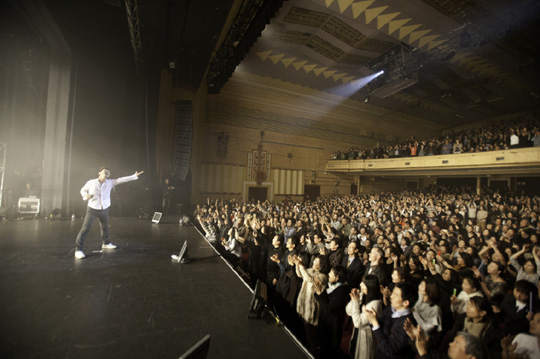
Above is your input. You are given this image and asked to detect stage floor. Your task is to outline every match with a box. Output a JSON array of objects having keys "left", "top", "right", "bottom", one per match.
[{"left": 0, "top": 216, "right": 309, "bottom": 359}]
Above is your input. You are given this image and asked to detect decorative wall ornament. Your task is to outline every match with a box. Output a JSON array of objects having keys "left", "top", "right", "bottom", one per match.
[{"left": 247, "top": 131, "right": 271, "bottom": 183}]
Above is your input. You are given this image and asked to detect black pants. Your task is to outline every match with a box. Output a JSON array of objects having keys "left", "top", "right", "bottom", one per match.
[{"left": 75, "top": 207, "right": 110, "bottom": 250}]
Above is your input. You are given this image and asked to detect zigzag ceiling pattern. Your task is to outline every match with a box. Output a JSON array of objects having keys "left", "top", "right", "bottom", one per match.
[
  {"left": 315, "top": 0, "right": 530, "bottom": 92},
  {"left": 256, "top": 50, "right": 356, "bottom": 83},
  {"left": 315, "top": 0, "right": 446, "bottom": 51},
  {"left": 240, "top": 0, "right": 540, "bottom": 125}
]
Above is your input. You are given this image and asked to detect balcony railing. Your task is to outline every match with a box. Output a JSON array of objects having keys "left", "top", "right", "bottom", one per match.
[{"left": 325, "top": 147, "right": 540, "bottom": 177}]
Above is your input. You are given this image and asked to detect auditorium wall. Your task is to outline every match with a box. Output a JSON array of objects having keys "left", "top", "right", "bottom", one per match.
[{"left": 156, "top": 69, "right": 444, "bottom": 204}]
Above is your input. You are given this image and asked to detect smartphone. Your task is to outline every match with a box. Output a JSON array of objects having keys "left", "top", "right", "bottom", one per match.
[{"left": 438, "top": 250, "right": 441, "bottom": 256}]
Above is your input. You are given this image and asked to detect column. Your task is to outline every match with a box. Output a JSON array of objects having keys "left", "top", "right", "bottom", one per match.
[{"left": 40, "top": 50, "right": 71, "bottom": 214}]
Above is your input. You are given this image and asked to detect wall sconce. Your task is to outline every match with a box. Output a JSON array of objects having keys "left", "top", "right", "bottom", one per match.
[
  {"left": 287, "top": 153, "right": 292, "bottom": 160},
  {"left": 311, "top": 171, "right": 316, "bottom": 178}
]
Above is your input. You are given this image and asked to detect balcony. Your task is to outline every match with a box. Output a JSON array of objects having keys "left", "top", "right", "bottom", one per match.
[{"left": 325, "top": 147, "right": 540, "bottom": 177}]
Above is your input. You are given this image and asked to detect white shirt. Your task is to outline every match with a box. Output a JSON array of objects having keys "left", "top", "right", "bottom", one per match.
[
  {"left": 510, "top": 134, "right": 519, "bottom": 145},
  {"left": 513, "top": 333, "right": 540, "bottom": 359},
  {"left": 80, "top": 174, "right": 138, "bottom": 210},
  {"left": 516, "top": 300, "right": 527, "bottom": 312}
]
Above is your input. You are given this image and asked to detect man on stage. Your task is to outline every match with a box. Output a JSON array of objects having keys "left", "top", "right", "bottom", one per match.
[{"left": 75, "top": 167, "right": 144, "bottom": 259}]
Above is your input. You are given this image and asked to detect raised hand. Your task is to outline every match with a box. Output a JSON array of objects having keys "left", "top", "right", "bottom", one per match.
[
  {"left": 501, "top": 335, "right": 520, "bottom": 359},
  {"left": 362, "top": 307, "right": 377, "bottom": 326},
  {"left": 415, "top": 327, "right": 429, "bottom": 356},
  {"left": 350, "top": 288, "right": 360, "bottom": 301},
  {"left": 403, "top": 318, "right": 419, "bottom": 341}
]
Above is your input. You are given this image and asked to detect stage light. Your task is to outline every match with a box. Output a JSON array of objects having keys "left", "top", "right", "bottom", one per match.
[{"left": 325, "top": 69, "right": 386, "bottom": 98}]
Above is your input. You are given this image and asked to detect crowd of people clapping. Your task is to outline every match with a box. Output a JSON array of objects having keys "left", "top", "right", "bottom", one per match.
[
  {"left": 196, "top": 185, "right": 540, "bottom": 359},
  {"left": 332, "top": 116, "right": 540, "bottom": 161}
]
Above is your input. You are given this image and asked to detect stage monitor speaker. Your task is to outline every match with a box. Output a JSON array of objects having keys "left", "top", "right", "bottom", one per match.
[
  {"left": 248, "top": 280, "right": 268, "bottom": 319},
  {"left": 171, "top": 240, "right": 190, "bottom": 263},
  {"left": 18, "top": 197, "right": 40, "bottom": 214},
  {"left": 152, "top": 212, "right": 162, "bottom": 223}
]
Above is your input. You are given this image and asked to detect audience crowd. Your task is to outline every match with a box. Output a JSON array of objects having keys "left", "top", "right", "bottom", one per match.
[
  {"left": 332, "top": 116, "right": 540, "bottom": 161},
  {"left": 196, "top": 185, "right": 540, "bottom": 359}
]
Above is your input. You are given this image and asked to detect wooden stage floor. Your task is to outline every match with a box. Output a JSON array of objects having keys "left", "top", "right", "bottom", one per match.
[{"left": 0, "top": 216, "right": 310, "bottom": 359}]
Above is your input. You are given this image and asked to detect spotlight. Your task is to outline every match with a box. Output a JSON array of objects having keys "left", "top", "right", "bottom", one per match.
[{"left": 364, "top": 96, "right": 370, "bottom": 103}]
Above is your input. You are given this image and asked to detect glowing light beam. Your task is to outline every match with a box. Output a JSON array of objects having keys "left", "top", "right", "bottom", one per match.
[{"left": 325, "top": 70, "right": 385, "bottom": 97}]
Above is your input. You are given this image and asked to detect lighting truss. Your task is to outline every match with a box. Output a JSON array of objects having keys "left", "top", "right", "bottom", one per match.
[
  {"left": 125, "top": 0, "right": 144, "bottom": 76},
  {"left": 207, "top": 0, "right": 285, "bottom": 94}
]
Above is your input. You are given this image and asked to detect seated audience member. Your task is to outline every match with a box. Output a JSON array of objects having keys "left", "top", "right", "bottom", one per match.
[{"left": 364, "top": 282, "right": 419, "bottom": 359}]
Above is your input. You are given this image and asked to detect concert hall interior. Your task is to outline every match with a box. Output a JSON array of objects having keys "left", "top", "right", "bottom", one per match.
[{"left": 1, "top": 0, "right": 540, "bottom": 358}]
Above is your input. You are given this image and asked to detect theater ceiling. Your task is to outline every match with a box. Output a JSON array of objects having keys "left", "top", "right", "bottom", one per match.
[
  {"left": 233, "top": 0, "right": 540, "bottom": 127},
  {"left": 5, "top": 0, "right": 540, "bottom": 129}
]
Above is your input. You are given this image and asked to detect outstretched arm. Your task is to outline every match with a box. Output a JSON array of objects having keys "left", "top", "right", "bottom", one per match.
[{"left": 112, "top": 171, "right": 144, "bottom": 187}]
